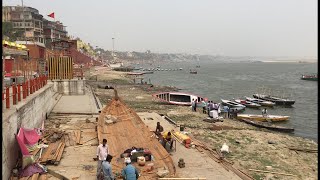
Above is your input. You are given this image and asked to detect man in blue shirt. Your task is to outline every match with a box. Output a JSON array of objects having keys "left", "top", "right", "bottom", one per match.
[
  {"left": 100, "top": 154, "right": 115, "bottom": 180},
  {"left": 122, "top": 158, "right": 139, "bottom": 180},
  {"left": 223, "top": 106, "right": 230, "bottom": 119}
]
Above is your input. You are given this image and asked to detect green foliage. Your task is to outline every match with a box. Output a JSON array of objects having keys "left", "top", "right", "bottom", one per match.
[{"left": 2, "top": 22, "right": 25, "bottom": 41}]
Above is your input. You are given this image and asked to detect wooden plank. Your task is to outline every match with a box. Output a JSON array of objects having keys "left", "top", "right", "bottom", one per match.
[
  {"left": 55, "top": 142, "right": 66, "bottom": 163},
  {"left": 30, "top": 173, "right": 39, "bottom": 180},
  {"left": 31, "top": 148, "right": 41, "bottom": 156},
  {"left": 47, "top": 169, "right": 69, "bottom": 180},
  {"left": 38, "top": 174, "right": 47, "bottom": 180}
]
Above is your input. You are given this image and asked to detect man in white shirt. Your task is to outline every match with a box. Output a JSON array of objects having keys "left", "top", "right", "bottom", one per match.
[{"left": 97, "top": 139, "right": 109, "bottom": 178}]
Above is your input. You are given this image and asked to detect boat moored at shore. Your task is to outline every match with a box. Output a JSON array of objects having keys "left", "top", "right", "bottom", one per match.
[
  {"left": 239, "top": 118, "right": 294, "bottom": 133},
  {"left": 237, "top": 114, "right": 290, "bottom": 122},
  {"left": 253, "top": 94, "right": 295, "bottom": 106},
  {"left": 153, "top": 92, "right": 207, "bottom": 106},
  {"left": 234, "top": 99, "right": 261, "bottom": 108},
  {"left": 245, "top": 96, "right": 275, "bottom": 107},
  {"left": 221, "top": 99, "right": 246, "bottom": 112}
]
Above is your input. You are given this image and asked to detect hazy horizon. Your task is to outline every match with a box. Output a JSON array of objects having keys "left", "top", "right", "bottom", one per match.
[{"left": 3, "top": 0, "right": 318, "bottom": 58}]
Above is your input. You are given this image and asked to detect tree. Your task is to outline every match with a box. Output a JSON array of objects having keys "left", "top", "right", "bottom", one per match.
[
  {"left": 2, "top": 22, "right": 25, "bottom": 41},
  {"left": 2, "top": 22, "right": 13, "bottom": 39}
]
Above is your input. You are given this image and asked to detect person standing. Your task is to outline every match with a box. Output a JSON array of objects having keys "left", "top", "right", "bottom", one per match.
[
  {"left": 99, "top": 154, "right": 115, "bottom": 180},
  {"left": 97, "top": 139, "right": 109, "bottom": 178},
  {"left": 122, "top": 158, "right": 140, "bottom": 180},
  {"left": 201, "top": 100, "right": 207, "bottom": 114},
  {"left": 191, "top": 99, "right": 195, "bottom": 112},
  {"left": 194, "top": 99, "right": 198, "bottom": 112},
  {"left": 207, "top": 101, "right": 211, "bottom": 116},
  {"left": 262, "top": 108, "right": 268, "bottom": 117},
  {"left": 223, "top": 106, "right": 229, "bottom": 119}
]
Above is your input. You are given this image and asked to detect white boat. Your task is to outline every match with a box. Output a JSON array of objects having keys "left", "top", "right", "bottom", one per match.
[
  {"left": 234, "top": 99, "right": 261, "bottom": 108},
  {"left": 237, "top": 114, "right": 290, "bottom": 122},
  {"left": 152, "top": 92, "right": 207, "bottom": 106},
  {"left": 221, "top": 99, "right": 246, "bottom": 108},
  {"left": 245, "top": 96, "right": 275, "bottom": 107}
]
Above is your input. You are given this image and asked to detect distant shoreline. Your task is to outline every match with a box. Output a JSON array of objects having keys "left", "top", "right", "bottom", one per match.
[{"left": 261, "top": 60, "right": 317, "bottom": 63}]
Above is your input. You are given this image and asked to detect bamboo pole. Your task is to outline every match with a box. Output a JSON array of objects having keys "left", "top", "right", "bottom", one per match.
[{"left": 248, "top": 169, "right": 298, "bottom": 177}]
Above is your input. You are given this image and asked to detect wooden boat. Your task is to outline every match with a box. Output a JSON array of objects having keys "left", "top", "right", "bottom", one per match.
[
  {"left": 239, "top": 118, "right": 294, "bottom": 133},
  {"left": 98, "top": 90, "right": 175, "bottom": 179},
  {"left": 301, "top": 74, "right": 318, "bottom": 81},
  {"left": 143, "top": 71, "right": 154, "bottom": 74},
  {"left": 234, "top": 99, "right": 261, "bottom": 108},
  {"left": 221, "top": 99, "right": 246, "bottom": 109},
  {"left": 152, "top": 92, "right": 207, "bottom": 106},
  {"left": 190, "top": 69, "right": 197, "bottom": 74},
  {"left": 245, "top": 96, "right": 275, "bottom": 107},
  {"left": 253, "top": 94, "right": 295, "bottom": 106},
  {"left": 237, "top": 114, "right": 290, "bottom": 122},
  {"left": 127, "top": 72, "right": 144, "bottom": 75}
]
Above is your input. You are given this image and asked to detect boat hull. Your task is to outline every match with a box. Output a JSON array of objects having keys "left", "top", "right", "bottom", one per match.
[
  {"left": 97, "top": 92, "right": 176, "bottom": 178},
  {"left": 153, "top": 92, "right": 206, "bottom": 106},
  {"left": 245, "top": 96, "right": 275, "bottom": 107},
  {"left": 253, "top": 94, "right": 295, "bottom": 106},
  {"left": 237, "top": 114, "right": 289, "bottom": 122},
  {"left": 239, "top": 118, "right": 294, "bottom": 133},
  {"left": 301, "top": 77, "right": 318, "bottom": 81}
]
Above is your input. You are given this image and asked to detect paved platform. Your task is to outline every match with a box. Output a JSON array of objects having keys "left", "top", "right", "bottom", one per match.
[
  {"left": 138, "top": 112, "right": 241, "bottom": 180},
  {"left": 51, "top": 87, "right": 100, "bottom": 114}
]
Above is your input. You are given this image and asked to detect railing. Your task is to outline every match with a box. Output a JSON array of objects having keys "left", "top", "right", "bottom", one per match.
[{"left": 2, "top": 75, "right": 48, "bottom": 109}]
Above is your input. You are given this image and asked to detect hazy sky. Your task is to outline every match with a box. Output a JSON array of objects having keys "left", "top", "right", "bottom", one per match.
[{"left": 4, "top": 0, "right": 318, "bottom": 57}]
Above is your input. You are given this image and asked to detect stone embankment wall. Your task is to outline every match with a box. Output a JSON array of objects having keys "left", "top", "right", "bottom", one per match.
[
  {"left": 2, "top": 84, "right": 61, "bottom": 179},
  {"left": 52, "top": 80, "right": 85, "bottom": 95}
]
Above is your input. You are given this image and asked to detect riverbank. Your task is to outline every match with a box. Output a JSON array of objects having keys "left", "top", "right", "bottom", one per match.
[{"left": 88, "top": 68, "right": 317, "bottom": 180}]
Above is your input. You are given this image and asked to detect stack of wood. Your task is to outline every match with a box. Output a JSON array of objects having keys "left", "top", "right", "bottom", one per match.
[
  {"left": 39, "top": 141, "right": 65, "bottom": 165},
  {"left": 41, "top": 129, "right": 66, "bottom": 144},
  {"left": 10, "top": 173, "right": 47, "bottom": 180},
  {"left": 64, "top": 130, "right": 82, "bottom": 146}
]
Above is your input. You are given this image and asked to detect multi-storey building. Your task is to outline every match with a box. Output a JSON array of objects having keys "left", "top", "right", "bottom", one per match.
[
  {"left": 43, "top": 19, "right": 68, "bottom": 48},
  {"left": 2, "top": 6, "right": 45, "bottom": 44}
]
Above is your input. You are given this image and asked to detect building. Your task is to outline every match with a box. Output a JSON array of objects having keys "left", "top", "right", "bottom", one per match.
[
  {"left": 43, "top": 20, "right": 68, "bottom": 48},
  {"left": 2, "top": 6, "right": 45, "bottom": 44},
  {"left": 15, "top": 41, "right": 46, "bottom": 74}
]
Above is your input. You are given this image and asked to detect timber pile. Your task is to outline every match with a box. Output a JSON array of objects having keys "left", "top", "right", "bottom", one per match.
[
  {"left": 41, "top": 129, "right": 66, "bottom": 144},
  {"left": 10, "top": 173, "right": 47, "bottom": 180},
  {"left": 190, "top": 136, "right": 254, "bottom": 180},
  {"left": 97, "top": 90, "right": 176, "bottom": 179},
  {"left": 39, "top": 141, "right": 66, "bottom": 165}
]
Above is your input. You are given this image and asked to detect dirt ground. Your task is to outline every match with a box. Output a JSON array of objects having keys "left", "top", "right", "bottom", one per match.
[
  {"left": 44, "top": 114, "right": 99, "bottom": 180},
  {"left": 89, "top": 69, "right": 318, "bottom": 180},
  {"left": 138, "top": 112, "right": 242, "bottom": 179}
]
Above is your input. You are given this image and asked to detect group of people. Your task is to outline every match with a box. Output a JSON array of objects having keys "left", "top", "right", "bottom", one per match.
[
  {"left": 155, "top": 122, "right": 174, "bottom": 150},
  {"left": 96, "top": 139, "right": 140, "bottom": 180},
  {"left": 190, "top": 99, "right": 242, "bottom": 120}
]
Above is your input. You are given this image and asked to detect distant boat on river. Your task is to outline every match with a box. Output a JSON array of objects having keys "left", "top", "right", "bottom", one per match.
[
  {"left": 301, "top": 74, "right": 318, "bottom": 81},
  {"left": 190, "top": 69, "right": 197, "bottom": 74}
]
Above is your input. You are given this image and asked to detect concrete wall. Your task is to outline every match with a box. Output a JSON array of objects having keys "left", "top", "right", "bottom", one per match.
[
  {"left": 52, "top": 79, "right": 85, "bottom": 95},
  {"left": 2, "top": 84, "right": 60, "bottom": 180}
]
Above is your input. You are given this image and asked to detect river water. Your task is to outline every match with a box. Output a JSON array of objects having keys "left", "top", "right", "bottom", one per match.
[{"left": 141, "top": 60, "right": 318, "bottom": 141}]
